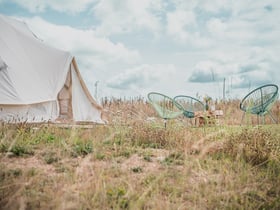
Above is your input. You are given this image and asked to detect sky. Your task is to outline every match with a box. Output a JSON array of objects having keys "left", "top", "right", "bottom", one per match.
[{"left": 0, "top": 0, "right": 280, "bottom": 102}]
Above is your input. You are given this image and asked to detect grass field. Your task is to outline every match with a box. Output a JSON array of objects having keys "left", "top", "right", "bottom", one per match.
[{"left": 1, "top": 98, "right": 280, "bottom": 210}]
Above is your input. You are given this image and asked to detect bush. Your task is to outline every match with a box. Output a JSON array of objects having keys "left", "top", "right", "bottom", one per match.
[{"left": 223, "top": 127, "right": 279, "bottom": 166}]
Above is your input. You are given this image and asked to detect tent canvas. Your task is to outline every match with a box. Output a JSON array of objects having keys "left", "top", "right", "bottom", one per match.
[{"left": 0, "top": 14, "right": 104, "bottom": 123}]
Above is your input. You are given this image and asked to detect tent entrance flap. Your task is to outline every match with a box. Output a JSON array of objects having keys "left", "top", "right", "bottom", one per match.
[{"left": 57, "top": 70, "right": 73, "bottom": 121}]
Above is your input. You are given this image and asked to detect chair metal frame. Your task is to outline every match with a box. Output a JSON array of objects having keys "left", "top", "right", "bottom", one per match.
[
  {"left": 173, "top": 95, "right": 205, "bottom": 118},
  {"left": 147, "top": 92, "right": 183, "bottom": 128},
  {"left": 240, "top": 84, "right": 279, "bottom": 124}
]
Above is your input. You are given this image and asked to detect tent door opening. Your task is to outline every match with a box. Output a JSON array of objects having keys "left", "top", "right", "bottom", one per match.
[{"left": 57, "top": 70, "right": 73, "bottom": 121}]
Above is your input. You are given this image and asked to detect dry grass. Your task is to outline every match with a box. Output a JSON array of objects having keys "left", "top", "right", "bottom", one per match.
[{"left": 0, "top": 98, "right": 280, "bottom": 210}]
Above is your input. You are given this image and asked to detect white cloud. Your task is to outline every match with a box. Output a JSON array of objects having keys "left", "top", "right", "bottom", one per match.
[
  {"left": 188, "top": 44, "right": 278, "bottom": 93},
  {"left": 92, "top": 0, "right": 163, "bottom": 36},
  {"left": 9, "top": 0, "right": 95, "bottom": 13},
  {"left": 22, "top": 17, "right": 140, "bottom": 71},
  {"left": 202, "top": 0, "right": 232, "bottom": 13},
  {"left": 206, "top": 18, "right": 227, "bottom": 37},
  {"left": 166, "top": 10, "right": 195, "bottom": 42},
  {"left": 102, "top": 63, "right": 183, "bottom": 99},
  {"left": 231, "top": 71, "right": 272, "bottom": 89},
  {"left": 2, "top": 0, "right": 280, "bottom": 99},
  {"left": 106, "top": 64, "right": 175, "bottom": 90},
  {"left": 188, "top": 60, "right": 227, "bottom": 83}
]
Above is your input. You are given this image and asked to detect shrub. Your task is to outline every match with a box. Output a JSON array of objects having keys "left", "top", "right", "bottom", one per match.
[{"left": 223, "top": 127, "right": 279, "bottom": 166}]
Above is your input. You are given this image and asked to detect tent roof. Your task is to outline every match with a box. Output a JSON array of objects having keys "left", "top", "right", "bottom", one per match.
[{"left": 0, "top": 14, "right": 73, "bottom": 104}]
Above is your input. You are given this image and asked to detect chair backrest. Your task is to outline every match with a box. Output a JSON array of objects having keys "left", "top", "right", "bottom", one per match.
[
  {"left": 240, "top": 84, "right": 279, "bottom": 115},
  {"left": 174, "top": 95, "right": 205, "bottom": 118},
  {"left": 147, "top": 92, "right": 183, "bottom": 119}
]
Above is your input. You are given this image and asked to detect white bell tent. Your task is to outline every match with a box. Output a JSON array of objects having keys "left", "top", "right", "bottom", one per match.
[{"left": 0, "top": 14, "right": 104, "bottom": 123}]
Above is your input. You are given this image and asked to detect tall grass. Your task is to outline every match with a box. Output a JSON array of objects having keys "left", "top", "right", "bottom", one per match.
[{"left": 0, "top": 99, "right": 279, "bottom": 209}]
